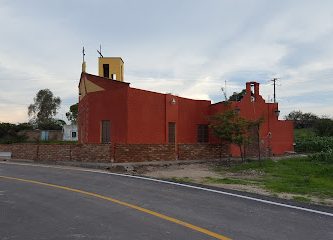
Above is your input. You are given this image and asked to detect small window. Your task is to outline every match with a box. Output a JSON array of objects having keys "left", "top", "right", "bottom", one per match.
[
  {"left": 71, "top": 131, "right": 77, "bottom": 138},
  {"left": 168, "top": 122, "right": 176, "bottom": 143},
  {"left": 197, "top": 125, "right": 208, "bottom": 143},
  {"left": 250, "top": 83, "right": 255, "bottom": 102},
  {"left": 103, "top": 64, "right": 109, "bottom": 78}
]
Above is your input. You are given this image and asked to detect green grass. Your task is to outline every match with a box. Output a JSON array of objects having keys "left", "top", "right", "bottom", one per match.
[
  {"left": 292, "top": 196, "right": 311, "bottom": 203},
  {"left": 167, "top": 177, "right": 193, "bottom": 183},
  {"left": 215, "top": 157, "right": 333, "bottom": 198},
  {"left": 203, "top": 177, "right": 259, "bottom": 185}
]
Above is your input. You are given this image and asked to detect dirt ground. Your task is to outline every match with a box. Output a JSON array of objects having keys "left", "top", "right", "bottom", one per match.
[
  {"left": 138, "top": 162, "right": 333, "bottom": 207},
  {"left": 142, "top": 162, "right": 220, "bottom": 181}
]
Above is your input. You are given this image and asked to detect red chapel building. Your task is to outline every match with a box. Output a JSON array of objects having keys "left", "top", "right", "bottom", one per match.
[{"left": 78, "top": 56, "right": 294, "bottom": 157}]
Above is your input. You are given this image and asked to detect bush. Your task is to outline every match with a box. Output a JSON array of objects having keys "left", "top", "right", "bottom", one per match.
[
  {"left": 0, "top": 134, "right": 28, "bottom": 144},
  {"left": 37, "top": 120, "right": 64, "bottom": 130},
  {"left": 0, "top": 122, "right": 32, "bottom": 144},
  {"left": 295, "top": 136, "right": 333, "bottom": 153},
  {"left": 309, "top": 149, "right": 333, "bottom": 163},
  {"left": 313, "top": 118, "right": 333, "bottom": 137}
]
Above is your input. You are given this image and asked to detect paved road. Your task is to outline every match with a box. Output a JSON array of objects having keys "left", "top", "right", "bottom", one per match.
[{"left": 0, "top": 162, "right": 332, "bottom": 240}]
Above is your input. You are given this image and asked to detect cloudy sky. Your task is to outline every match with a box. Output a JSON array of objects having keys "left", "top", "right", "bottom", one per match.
[{"left": 1, "top": 0, "right": 332, "bottom": 123}]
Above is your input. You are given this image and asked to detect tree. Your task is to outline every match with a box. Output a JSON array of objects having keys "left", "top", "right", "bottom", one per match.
[
  {"left": 210, "top": 110, "right": 234, "bottom": 162},
  {"left": 231, "top": 116, "right": 251, "bottom": 162},
  {"left": 16, "top": 122, "right": 34, "bottom": 131},
  {"left": 313, "top": 117, "right": 333, "bottom": 137},
  {"left": 284, "top": 110, "right": 318, "bottom": 129},
  {"left": 228, "top": 89, "right": 246, "bottom": 102},
  {"left": 37, "top": 119, "right": 65, "bottom": 130},
  {"left": 28, "top": 89, "right": 61, "bottom": 127},
  {"left": 0, "top": 122, "right": 32, "bottom": 143},
  {"left": 210, "top": 110, "right": 253, "bottom": 162},
  {"left": 66, "top": 103, "right": 78, "bottom": 124}
]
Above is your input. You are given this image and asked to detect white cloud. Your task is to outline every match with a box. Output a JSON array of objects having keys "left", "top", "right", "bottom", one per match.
[{"left": 1, "top": 0, "right": 333, "bottom": 123}]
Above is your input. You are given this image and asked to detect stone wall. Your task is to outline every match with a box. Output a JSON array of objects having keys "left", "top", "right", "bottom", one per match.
[
  {"left": 178, "top": 144, "right": 229, "bottom": 160},
  {"left": 71, "top": 144, "right": 111, "bottom": 162},
  {"left": 0, "top": 143, "right": 230, "bottom": 163},
  {"left": 114, "top": 144, "right": 176, "bottom": 162},
  {"left": 0, "top": 144, "right": 38, "bottom": 160},
  {"left": 37, "top": 144, "right": 71, "bottom": 161}
]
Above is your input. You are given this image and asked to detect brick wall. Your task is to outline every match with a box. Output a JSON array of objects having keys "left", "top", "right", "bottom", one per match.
[
  {"left": 71, "top": 144, "right": 112, "bottom": 162},
  {"left": 178, "top": 144, "right": 229, "bottom": 160},
  {"left": 0, "top": 143, "right": 230, "bottom": 163},
  {"left": 0, "top": 144, "right": 112, "bottom": 163},
  {"left": 114, "top": 144, "right": 176, "bottom": 162},
  {"left": 245, "top": 141, "right": 269, "bottom": 158},
  {"left": 37, "top": 144, "right": 71, "bottom": 161},
  {"left": 0, "top": 144, "right": 38, "bottom": 160}
]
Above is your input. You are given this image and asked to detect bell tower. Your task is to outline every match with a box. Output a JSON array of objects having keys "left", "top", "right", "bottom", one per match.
[{"left": 98, "top": 57, "right": 124, "bottom": 81}]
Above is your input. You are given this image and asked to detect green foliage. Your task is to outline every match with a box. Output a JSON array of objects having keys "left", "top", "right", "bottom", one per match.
[
  {"left": 284, "top": 110, "right": 318, "bottom": 129},
  {"left": 294, "top": 117, "right": 333, "bottom": 158},
  {"left": 262, "top": 158, "right": 333, "bottom": 197},
  {"left": 203, "top": 177, "right": 257, "bottom": 185},
  {"left": 167, "top": 177, "right": 193, "bottom": 183},
  {"left": 285, "top": 110, "right": 333, "bottom": 137},
  {"left": 295, "top": 134, "right": 333, "bottom": 164},
  {"left": 292, "top": 196, "right": 311, "bottom": 203},
  {"left": 16, "top": 122, "right": 34, "bottom": 131},
  {"left": 294, "top": 128, "right": 316, "bottom": 139},
  {"left": 313, "top": 118, "right": 333, "bottom": 137},
  {"left": 37, "top": 119, "right": 65, "bottom": 130},
  {"left": 309, "top": 148, "right": 333, "bottom": 164},
  {"left": 28, "top": 89, "right": 61, "bottom": 126},
  {"left": 210, "top": 110, "right": 236, "bottom": 143},
  {"left": 295, "top": 136, "right": 333, "bottom": 153},
  {"left": 0, "top": 122, "right": 32, "bottom": 144},
  {"left": 66, "top": 103, "right": 78, "bottom": 124},
  {"left": 210, "top": 110, "right": 263, "bottom": 162},
  {"left": 228, "top": 89, "right": 246, "bottom": 101},
  {"left": 210, "top": 110, "right": 249, "bottom": 161},
  {"left": 216, "top": 157, "right": 333, "bottom": 198}
]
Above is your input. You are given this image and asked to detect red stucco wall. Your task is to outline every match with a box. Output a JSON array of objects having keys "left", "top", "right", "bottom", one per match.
[
  {"left": 208, "top": 82, "right": 294, "bottom": 156},
  {"left": 78, "top": 73, "right": 128, "bottom": 144},
  {"left": 126, "top": 89, "right": 211, "bottom": 144},
  {"left": 177, "top": 97, "right": 211, "bottom": 143},
  {"left": 78, "top": 74, "right": 294, "bottom": 157},
  {"left": 127, "top": 88, "right": 166, "bottom": 143}
]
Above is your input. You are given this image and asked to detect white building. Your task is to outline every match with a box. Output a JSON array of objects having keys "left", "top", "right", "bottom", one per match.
[{"left": 62, "top": 124, "right": 78, "bottom": 141}]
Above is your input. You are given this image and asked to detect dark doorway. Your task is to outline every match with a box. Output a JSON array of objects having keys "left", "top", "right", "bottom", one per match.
[
  {"left": 197, "top": 124, "right": 209, "bottom": 143},
  {"left": 168, "top": 122, "right": 176, "bottom": 143},
  {"left": 103, "top": 64, "right": 109, "bottom": 78},
  {"left": 101, "top": 120, "right": 111, "bottom": 143}
]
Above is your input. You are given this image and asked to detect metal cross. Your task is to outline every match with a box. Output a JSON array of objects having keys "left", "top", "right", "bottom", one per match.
[{"left": 82, "top": 47, "right": 85, "bottom": 62}]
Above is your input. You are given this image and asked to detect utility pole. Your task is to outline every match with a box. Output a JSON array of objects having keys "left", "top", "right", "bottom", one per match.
[{"left": 271, "top": 78, "right": 278, "bottom": 103}]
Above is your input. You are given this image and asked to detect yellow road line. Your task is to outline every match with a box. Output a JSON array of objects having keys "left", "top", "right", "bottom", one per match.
[{"left": 0, "top": 175, "right": 231, "bottom": 240}]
